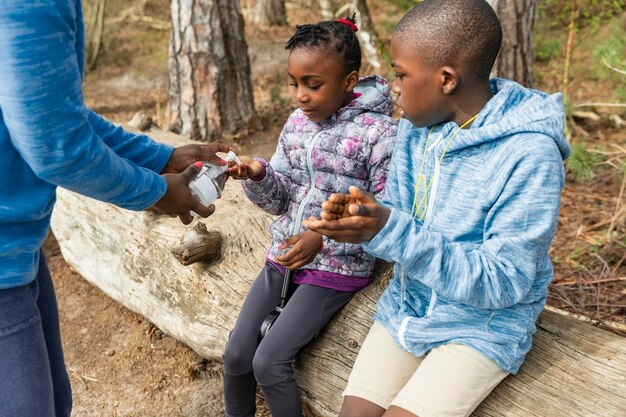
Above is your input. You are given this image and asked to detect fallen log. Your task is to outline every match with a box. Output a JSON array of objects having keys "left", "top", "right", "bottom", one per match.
[{"left": 50, "top": 126, "right": 626, "bottom": 416}]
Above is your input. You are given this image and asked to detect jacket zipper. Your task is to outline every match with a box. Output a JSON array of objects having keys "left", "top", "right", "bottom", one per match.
[
  {"left": 292, "top": 130, "right": 323, "bottom": 235},
  {"left": 423, "top": 137, "right": 444, "bottom": 315},
  {"left": 398, "top": 133, "right": 445, "bottom": 349}
]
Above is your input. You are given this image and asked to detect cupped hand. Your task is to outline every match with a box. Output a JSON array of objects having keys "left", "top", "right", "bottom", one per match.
[
  {"left": 153, "top": 162, "right": 215, "bottom": 224},
  {"left": 161, "top": 143, "right": 237, "bottom": 174},
  {"left": 274, "top": 230, "right": 323, "bottom": 269},
  {"left": 303, "top": 186, "right": 390, "bottom": 243}
]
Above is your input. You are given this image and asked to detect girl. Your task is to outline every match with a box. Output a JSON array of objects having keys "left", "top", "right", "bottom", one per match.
[{"left": 223, "top": 16, "right": 397, "bottom": 417}]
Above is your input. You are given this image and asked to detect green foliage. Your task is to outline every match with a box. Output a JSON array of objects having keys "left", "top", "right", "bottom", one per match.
[
  {"left": 383, "top": 0, "right": 418, "bottom": 13},
  {"left": 534, "top": 37, "right": 562, "bottom": 63},
  {"left": 566, "top": 143, "right": 601, "bottom": 183},
  {"left": 537, "top": 0, "right": 624, "bottom": 30},
  {"left": 593, "top": 17, "right": 626, "bottom": 100},
  {"left": 568, "top": 246, "right": 584, "bottom": 262},
  {"left": 379, "top": 19, "right": 398, "bottom": 33},
  {"left": 270, "top": 84, "right": 286, "bottom": 107}
]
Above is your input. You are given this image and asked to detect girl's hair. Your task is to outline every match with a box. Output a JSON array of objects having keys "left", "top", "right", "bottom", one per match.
[{"left": 285, "top": 14, "right": 361, "bottom": 74}]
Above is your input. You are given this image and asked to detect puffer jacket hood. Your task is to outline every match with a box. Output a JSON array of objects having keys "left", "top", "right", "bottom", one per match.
[
  {"left": 243, "top": 75, "right": 397, "bottom": 279},
  {"left": 336, "top": 75, "right": 394, "bottom": 122},
  {"left": 365, "top": 78, "right": 570, "bottom": 374}
]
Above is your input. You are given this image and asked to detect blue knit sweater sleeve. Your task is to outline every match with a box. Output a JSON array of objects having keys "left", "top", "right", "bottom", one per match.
[
  {"left": 87, "top": 110, "right": 173, "bottom": 174},
  {"left": 0, "top": 1, "right": 166, "bottom": 211}
]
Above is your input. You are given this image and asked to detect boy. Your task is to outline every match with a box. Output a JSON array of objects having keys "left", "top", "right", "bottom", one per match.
[{"left": 304, "top": 1, "right": 571, "bottom": 416}]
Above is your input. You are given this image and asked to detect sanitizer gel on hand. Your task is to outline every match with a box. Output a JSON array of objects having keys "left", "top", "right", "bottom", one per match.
[{"left": 189, "top": 151, "right": 240, "bottom": 216}]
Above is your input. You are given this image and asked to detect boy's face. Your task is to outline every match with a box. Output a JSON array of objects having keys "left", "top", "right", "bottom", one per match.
[
  {"left": 390, "top": 36, "right": 450, "bottom": 128},
  {"left": 287, "top": 48, "right": 352, "bottom": 123}
]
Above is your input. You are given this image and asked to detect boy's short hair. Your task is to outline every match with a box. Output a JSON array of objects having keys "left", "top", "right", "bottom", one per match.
[{"left": 395, "top": 0, "right": 502, "bottom": 80}]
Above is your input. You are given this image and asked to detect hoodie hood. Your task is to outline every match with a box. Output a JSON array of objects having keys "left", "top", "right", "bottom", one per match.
[
  {"left": 336, "top": 75, "right": 393, "bottom": 121},
  {"left": 445, "top": 78, "right": 570, "bottom": 160}
]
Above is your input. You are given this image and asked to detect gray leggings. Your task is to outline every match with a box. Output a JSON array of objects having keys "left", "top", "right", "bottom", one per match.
[{"left": 222, "top": 263, "right": 355, "bottom": 417}]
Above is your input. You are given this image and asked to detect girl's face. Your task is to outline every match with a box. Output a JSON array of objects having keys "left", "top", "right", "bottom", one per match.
[
  {"left": 390, "top": 36, "right": 453, "bottom": 128},
  {"left": 287, "top": 48, "right": 357, "bottom": 123}
]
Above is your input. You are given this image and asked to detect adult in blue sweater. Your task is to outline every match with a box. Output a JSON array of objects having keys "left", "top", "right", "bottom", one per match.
[
  {"left": 0, "top": 2, "right": 232, "bottom": 415},
  {"left": 306, "top": 1, "right": 570, "bottom": 416}
]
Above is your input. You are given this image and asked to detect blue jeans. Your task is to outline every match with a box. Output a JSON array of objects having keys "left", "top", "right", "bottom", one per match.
[{"left": 0, "top": 252, "right": 72, "bottom": 417}]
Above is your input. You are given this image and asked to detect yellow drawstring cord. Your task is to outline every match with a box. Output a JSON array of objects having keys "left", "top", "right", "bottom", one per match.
[{"left": 411, "top": 114, "right": 478, "bottom": 221}]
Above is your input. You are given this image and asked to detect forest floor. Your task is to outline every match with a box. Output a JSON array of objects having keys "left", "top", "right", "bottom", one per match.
[{"left": 49, "top": 1, "right": 625, "bottom": 416}]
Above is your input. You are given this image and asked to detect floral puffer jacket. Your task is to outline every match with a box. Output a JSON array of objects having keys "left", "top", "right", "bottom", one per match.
[{"left": 243, "top": 75, "right": 397, "bottom": 278}]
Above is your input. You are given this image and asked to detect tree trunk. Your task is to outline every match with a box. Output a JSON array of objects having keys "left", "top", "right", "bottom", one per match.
[
  {"left": 487, "top": 0, "right": 538, "bottom": 87},
  {"left": 252, "top": 0, "right": 286, "bottom": 26},
  {"left": 319, "top": 0, "right": 335, "bottom": 20},
  {"left": 332, "top": 0, "right": 385, "bottom": 72},
  {"left": 84, "top": 0, "right": 107, "bottom": 71},
  {"left": 168, "top": 0, "right": 259, "bottom": 142},
  {"left": 353, "top": 0, "right": 385, "bottom": 71},
  {"left": 50, "top": 125, "right": 626, "bottom": 417}
]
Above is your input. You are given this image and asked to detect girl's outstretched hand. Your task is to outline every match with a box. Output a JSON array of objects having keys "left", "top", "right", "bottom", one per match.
[
  {"left": 227, "top": 155, "right": 264, "bottom": 180},
  {"left": 274, "top": 230, "right": 323, "bottom": 269},
  {"left": 303, "top": 186, "right": 390, "bottom": 243}
]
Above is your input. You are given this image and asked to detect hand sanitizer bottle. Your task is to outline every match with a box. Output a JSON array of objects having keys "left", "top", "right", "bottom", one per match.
[{"left": 189, "top": 151, "right": 240, "bottom": 215}]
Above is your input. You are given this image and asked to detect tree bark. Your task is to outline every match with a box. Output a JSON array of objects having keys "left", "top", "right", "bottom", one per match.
[
  {"left": 84, "top": 0, "right": 107, "bottom": 71},
  {"left": 319, "top": 0, "right": 335, "bottom": 20},
  {"left": 252, "top": 0, "right": 286, "bottom": 26},
  {"left": 168, "top": 0, "right": 259, "bottom": 142},
  {"left": 487, "top": 0, "right": 538, "bottom": 87},
  {"left": 50, "top": 125, "right": 626, "bottom": 417},
  {"left": 353, "top": 0, "right": 385, "bottom": 71},
  {"left": 332, "top": 0, "right": 386, "bottom": 72}
]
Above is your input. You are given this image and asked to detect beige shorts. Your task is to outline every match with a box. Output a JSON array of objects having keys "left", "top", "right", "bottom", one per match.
[{"left": 343, "top": 321, "right": 508, "bottom": 417}]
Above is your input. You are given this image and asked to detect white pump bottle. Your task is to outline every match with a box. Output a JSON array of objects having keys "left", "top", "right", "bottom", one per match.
[{"left": 189, "top": 151, "right": 240, "bottom": 215}]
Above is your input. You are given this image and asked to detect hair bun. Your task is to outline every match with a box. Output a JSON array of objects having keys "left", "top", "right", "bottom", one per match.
[{"left": 336, "top": 17, "right": 358, "bottom": 32}]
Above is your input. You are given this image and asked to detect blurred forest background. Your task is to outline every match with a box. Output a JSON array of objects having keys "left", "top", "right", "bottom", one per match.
[{"left": 47, "top": 0, "right": 624, "bottom": 415}]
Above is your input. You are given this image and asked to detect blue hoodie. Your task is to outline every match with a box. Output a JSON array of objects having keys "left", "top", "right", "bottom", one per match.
[
  {"left": 364, "top": 78, "right": 570, "bottom": 374},
  {"left": 0, "top": 1, "right": 172, "bottom": 289}
]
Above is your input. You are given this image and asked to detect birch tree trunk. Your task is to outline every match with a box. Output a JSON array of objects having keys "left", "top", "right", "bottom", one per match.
[
  {"left": 252, "top": 0, "right": 286, "bottom": 26},
  {"left": 487, "top": 0, "right": 538, "bottom": 87},
  {"left": 332, "top": 0, "right": 385, "bottom": 72},
  {"left": 168, "top": 0, "right": 260, "bottom": 142},
  {"left": 353, "top": 0, "right": 384, "bottom": 71},
  {"left": 319, "top": 0, "right": 335, "bottom": 20}
]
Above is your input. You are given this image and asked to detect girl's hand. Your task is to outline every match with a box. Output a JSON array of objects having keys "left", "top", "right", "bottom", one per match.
[
  {"left": 274, "top": 230, "right": 323, "bottom": 269},
  {"left": 303, "top": 186, "right": 390, "bottom": 243},
  {"left": 161, "top": 143, "right": 236, "bottom": 174},
  {"left": 227, "top": 155, "right": 264, "bottom": 180}
]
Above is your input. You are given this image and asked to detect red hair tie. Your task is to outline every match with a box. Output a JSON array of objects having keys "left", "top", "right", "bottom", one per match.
[{"left": 337, "top": 18, "right": 358, "bottom": 32}]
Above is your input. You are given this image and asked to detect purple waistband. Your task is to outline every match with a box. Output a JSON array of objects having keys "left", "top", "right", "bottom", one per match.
[{"left": 266, "top": 260, "right": 370, "bottom": 292}]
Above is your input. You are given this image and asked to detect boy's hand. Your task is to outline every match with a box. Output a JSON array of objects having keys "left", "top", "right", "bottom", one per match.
[
  {"left": 274, "top": 230, "right": 323, "bottom": 269},
  {"left": 227, "top": 155, "right": 263, "bottom": 180},
  {"left": 153, "top": 162, "right": 215, "bottom": 225},
  {"left": 161, "top": 143, "right": 237, "bottom": 174},
  {"left": 303, "top": 186, "right": 390, "bottom": 243}
]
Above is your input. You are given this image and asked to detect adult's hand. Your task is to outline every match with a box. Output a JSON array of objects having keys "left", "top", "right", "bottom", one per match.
[
  {"left": 303, "top": 186, "right": 391, "bottom": 243},
  {"left": 161, "top": 143, "right": 237, "bottom": 174},
  {"left": 153, "top": 162, "right": 215, "bottom": 224}
]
